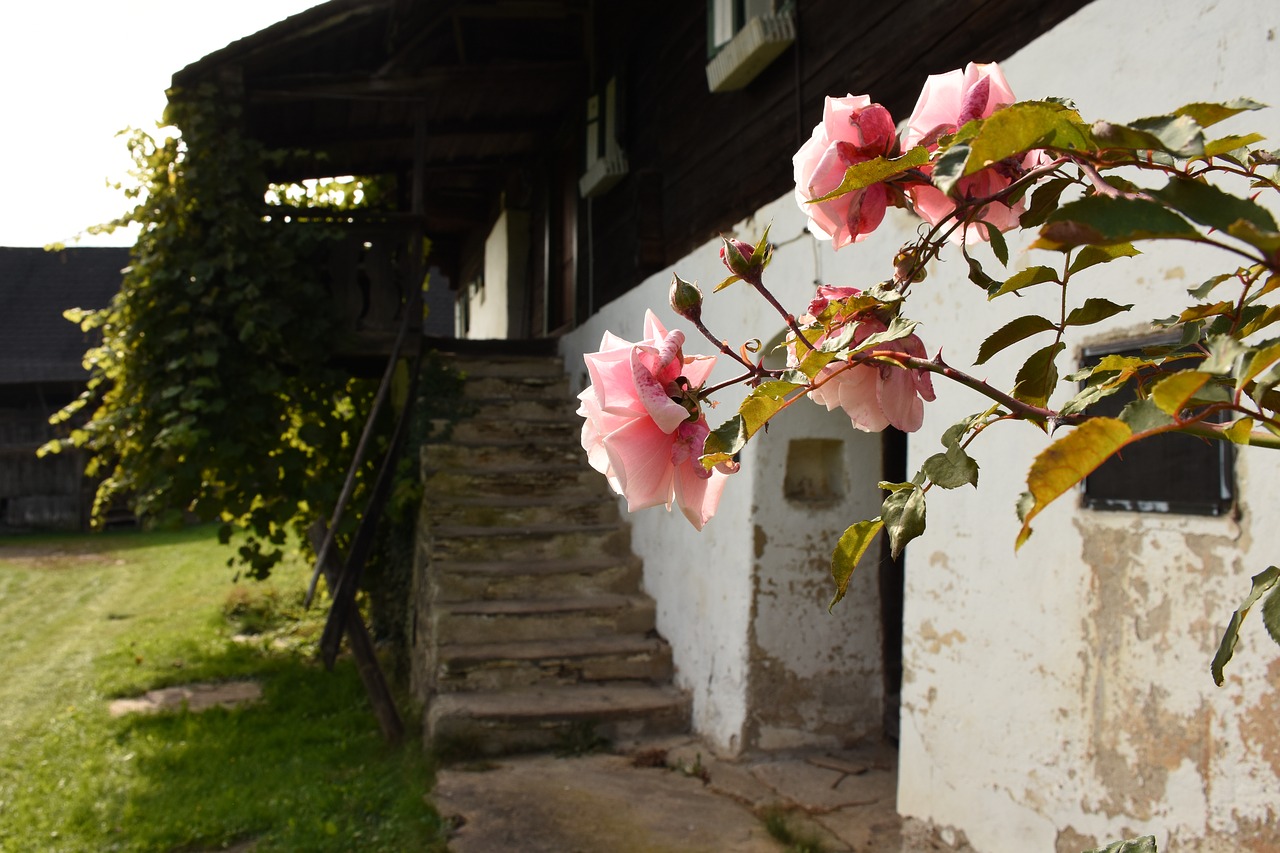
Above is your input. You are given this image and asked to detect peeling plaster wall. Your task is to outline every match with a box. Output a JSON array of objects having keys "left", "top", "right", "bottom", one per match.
[
  {"left": 560, "top": 194, "right": 886, "bottom": 754},
  {"left": 746, "top": 407, "right": 885, "bottom": 751},
  {"left": 889, "top": 1, "right": 1280, "bottom": 850}
]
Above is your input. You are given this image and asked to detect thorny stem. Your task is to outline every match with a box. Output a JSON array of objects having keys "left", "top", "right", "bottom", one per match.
[
  {"left": 745, "top": 273, "right": 814, "bottom": 352},
  {"left": 688, "top": 314, "right": 757, "bottom": 373}
]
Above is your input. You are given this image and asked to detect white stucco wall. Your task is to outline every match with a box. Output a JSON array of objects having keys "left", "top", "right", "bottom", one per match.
[
  {"left": 888, "top": 2, "right": 1280, "bottom": 850},
  {"left": 466, "top": 208, "right": 531, "bottom": 339},
  {"left": 561, "top": 193, "right": 887, "bottom": 754}
]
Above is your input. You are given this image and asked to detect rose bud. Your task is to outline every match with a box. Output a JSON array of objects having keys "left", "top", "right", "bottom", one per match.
[{"left": 669, "top": 274, "right": 704, "bottom": 322}]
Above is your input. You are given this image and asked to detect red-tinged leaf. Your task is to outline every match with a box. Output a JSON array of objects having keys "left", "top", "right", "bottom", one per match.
[
  {"left": 1017, "top": 418, "right": 1132, "bottom": 549},
  {"left": 975, "top": 315, "right": 1057, "bottom": 365},
  {"left": 830, "top": 518, "right": 885, "bottom": 610},
  {"left": 1212, "top": 566, "right": 1280, "bottom": 686}
]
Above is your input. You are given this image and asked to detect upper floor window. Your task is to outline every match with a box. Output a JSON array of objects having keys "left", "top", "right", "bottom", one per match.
[{"left": 705, "top": 0, "right": 795, "bottom": 92}]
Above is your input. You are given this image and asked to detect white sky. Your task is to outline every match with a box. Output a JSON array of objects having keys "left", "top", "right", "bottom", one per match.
[{"left": 0, "top": 1, "right": 326, "bottom": 248}]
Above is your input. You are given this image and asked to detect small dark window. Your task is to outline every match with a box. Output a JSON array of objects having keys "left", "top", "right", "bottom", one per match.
[{"left": 1080, "top": 339, "right": 1234, "bottom": 515}]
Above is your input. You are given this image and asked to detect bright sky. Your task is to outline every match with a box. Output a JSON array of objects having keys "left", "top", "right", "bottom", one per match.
[{"left": 0, "top": 1, "right": 326, "bottom": 248}]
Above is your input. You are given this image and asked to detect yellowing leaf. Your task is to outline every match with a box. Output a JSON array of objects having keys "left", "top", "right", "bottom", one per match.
[
  {"left": 1150, "top": 370, "right": 1212, "bottom": 415},
  {"left": 1224, "top": 417, "right": 1255, "bottom": 444},
  {"left": 1017, "top": 418, "right": 1132, "bottom": 549}
]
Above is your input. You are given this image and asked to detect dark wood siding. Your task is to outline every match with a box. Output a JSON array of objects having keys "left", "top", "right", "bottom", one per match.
[{"left": 583, "top": 0, "right": 1093, "bottom": 308}]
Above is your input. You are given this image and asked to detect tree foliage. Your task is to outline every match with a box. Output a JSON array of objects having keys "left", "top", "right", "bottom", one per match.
[{"left": 45, "top": 84, "right": 382, "bottom": 576}]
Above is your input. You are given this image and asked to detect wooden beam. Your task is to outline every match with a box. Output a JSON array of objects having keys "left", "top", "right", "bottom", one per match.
[{"left": 249, "top": 62, "right": 581, "bottom": 102}]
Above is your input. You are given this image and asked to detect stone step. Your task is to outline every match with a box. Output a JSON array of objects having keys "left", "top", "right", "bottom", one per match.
[
  {"left": 425, "top": 494, "right": 620, "bottom": 530},
  {"left": 445, "top": 415, "right": 581, "bottom": 445},
  {"left": 435, "top": 634, "right": 674, "bottom": 692},
  {"left": 434, "top": 595, "right": 657, "bottom": 645},
  {"left": 423, "top": 440, "right": 585, "bottom": 472},
  {"left": 442, "top": 354, "right": 566, "bottom": 380},
  {"left": 462, "top": 373, "right": 572, "bottom": 402},
  {"left": 423, "top": 464, "right": 609, "bottom": 499},
  {"left": 432, "top": 554, "right": 642, "bottom": 602},
  {"left": 430, "top": 522, "right": 630, "bottom": 562},
  {"left": 464, "top": 396, "right": 580, "bottom": 422},
  {"left": 427, "top": 683, "right": 692, "bottom": 757}
]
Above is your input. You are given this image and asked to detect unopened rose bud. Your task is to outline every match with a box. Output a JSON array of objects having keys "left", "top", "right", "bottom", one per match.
[
  {"left": 669, "top": 274, "right": 704, "bottom": 322},
  {"left": 894, "top": 247, "right": 927, "bottom": 283},
  {"left": 719, "top": 236, "right": 758, "bottom": 278}
]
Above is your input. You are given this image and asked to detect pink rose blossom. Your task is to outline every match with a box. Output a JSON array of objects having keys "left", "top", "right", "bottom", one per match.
[
  {"left": 795, "top": 286, "right": 936, "bottom": 433},
  {"left": 577, "top": 310, "right": 734, "bottom": 530},
  {"left": 793, "top": 95, "right": 897, "bottom": 249},
  {"left": 902, "top": 62, "right": 1037, "bottom": 243}
]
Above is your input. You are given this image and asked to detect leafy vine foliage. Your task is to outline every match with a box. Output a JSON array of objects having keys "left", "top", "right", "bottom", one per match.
[{"left": 45, "top": 84, "right": 379, "bottom": 577}]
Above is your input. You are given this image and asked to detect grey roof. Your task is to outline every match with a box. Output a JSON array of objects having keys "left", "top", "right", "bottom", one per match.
[{"left": 0, "top": 247, "right": 128, "bottom": 385}]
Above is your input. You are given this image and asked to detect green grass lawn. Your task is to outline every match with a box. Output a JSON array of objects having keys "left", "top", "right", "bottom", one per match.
[{"left": 0, "top": 525, "right": 447, "bottom": 853}]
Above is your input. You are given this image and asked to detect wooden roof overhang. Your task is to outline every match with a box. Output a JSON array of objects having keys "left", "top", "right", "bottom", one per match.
[{"left": 172, "top": 0, "right": 591, "bottom": 264}]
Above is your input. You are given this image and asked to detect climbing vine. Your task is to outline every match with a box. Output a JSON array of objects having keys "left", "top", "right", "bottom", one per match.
[{"left": 45, "top": 83, "right": 385, "bottom": 576}]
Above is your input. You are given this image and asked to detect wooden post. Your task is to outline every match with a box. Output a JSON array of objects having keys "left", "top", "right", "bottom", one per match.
[{"left": 307, "top": 522, "right": 405, "bottom": 745}]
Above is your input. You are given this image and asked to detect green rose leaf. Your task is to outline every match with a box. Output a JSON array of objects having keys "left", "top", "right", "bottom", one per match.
[
  {"left": 882, "top": 485, "right": 926, "bottom": 559},
  {"left": 960, "top": 101, "right": 1093, "bottom": 181},
  {"left": 1019, "top": 177, "right": 1073, "bottom": 229},
  {"left": 1068, "top": 243, "right": 1141, "bottom": 276},
  {"left": 988, "top": 265, "right": 1060, "bottom": 299},
  {"left": 1118, "top": 397, "right": 1176, "bottom": 434},
  {"left": 1017, "top": 418, "right": 1132, "bottom": 549},
  {"left": 700, "top": 381, "right": 803, "bottom": 468},
  {"left": 1151, "top": 176, "right": 1279, "bottom": 241},
  {"left": 1211, "top": 566, "right": 1280, "bottom": 686},
  {"left": 922, "top": 443, "right": 980, "bottom": 490},
  {"left": 1012, "top": 342, "right": 1066, "bottom": 409},
  {"left": 975, "top": 315, "right": 1058, "bottom": 365},
  {"left": 1034, "top": 196, "right": 1202, "bottom": 250},
  {"left": 829, "top": 518, "right": 885, "bottom": 610},
  {"left": 1064, "top": 298, "right": 1133, "bottom": 327},
  {"left": 1262, "top": 584, "right": 1280, "bottom": 649}
]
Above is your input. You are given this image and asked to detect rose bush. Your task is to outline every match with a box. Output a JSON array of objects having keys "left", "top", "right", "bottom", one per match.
[
  {"left": 792, "top": 94, "right": 897, "bottom": 249},
  {"left": 577, "top": 309, "right": 733, "bottom": 530}
]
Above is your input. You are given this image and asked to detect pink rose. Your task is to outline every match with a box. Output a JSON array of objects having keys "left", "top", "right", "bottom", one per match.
[
  {"left": 795, "top": 287, "right": 936, "bottom": 433},
  {"left": 577, "top": 310, "right": 734, "bottom": 530},
  {"left": 793, "top": 95, "right": 897, "bottom": 249},
  {"left": 901, "top": 62, "right": 1036, "bottom": 243}
]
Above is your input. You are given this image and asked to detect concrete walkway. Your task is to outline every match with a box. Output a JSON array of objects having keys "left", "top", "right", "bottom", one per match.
[{"left": 434, "top": 737, "right": 954, "bottom": 852}]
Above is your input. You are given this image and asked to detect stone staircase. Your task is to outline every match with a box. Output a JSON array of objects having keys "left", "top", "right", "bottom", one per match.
[{"left": 411, "top": 346, "right": 691, "bottom": 756}]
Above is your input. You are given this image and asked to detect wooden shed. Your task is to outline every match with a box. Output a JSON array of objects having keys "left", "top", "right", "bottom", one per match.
[{"left": 0, "top": 247, "right": 127, "bottom": 532}]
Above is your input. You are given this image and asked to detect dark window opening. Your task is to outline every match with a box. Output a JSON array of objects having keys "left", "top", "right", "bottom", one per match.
[{"left": 1080, "top": 339, "right": 1234, "bottom": 516}]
